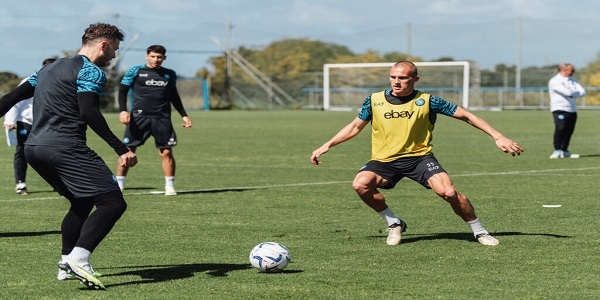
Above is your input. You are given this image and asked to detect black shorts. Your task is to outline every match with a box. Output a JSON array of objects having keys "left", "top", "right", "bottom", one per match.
[
  {"left": 24, "top": 144, "right": 120, "bottom": 198},
  {"left": 123, "top": 115, "right": 177, "bottom": 148},
  {"left": 358, "top": 154, "right": 446, "bottom": 189}
]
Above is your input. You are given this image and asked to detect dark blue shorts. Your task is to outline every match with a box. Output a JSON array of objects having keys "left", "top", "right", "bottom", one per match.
[
  {"left": 123, "top": 115, "right": 177, "bottom": 148},
  {"left": 24, "top": 144, "right": 120, "bottom": 198},
  {"left": 357, "top": 154, "right": 446, "bottom": 189}
]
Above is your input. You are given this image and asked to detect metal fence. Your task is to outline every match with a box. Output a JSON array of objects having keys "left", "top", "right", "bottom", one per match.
[
  {"left": 169, "top": 78, "right": 600, "bottom": 111},
  {"left": 470, "top": 87, "right": 600, "bottom": 110}
]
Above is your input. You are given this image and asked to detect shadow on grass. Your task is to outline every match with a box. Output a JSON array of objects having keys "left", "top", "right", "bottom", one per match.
[
  {"left": 101, "top": 263, "right": 301, "bottom": 287},
  {"left": 129, "top": 187, "right": 258, "bottom": 196},
  {"left": 578, "top": 154, "right": 600, "bottom": 158},
  {"left": 168, "top": 188, "right": 257, "bottom": 195},
  {"left": 370, "top": 231, "right": 571, "bottom": 244},
  {"left": 124, "top": 187, "right": 155, "bottom": 191},
  {"left": 0, "top": 230, "right": 60, "bottom": 238}
]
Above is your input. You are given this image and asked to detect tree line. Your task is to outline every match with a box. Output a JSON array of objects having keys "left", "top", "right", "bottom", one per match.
[{"left": 2, "top": 38, "right": 598, "bottom": 108}]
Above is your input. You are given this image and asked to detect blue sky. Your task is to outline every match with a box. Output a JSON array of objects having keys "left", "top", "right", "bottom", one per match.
[{"left": 1, "top": 0, "right": 599, "bottom": 78}]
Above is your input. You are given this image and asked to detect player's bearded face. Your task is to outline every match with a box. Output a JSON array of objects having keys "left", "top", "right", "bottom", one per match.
[{"left": 98, "top": 40, "right": 120, "bottom": 67}]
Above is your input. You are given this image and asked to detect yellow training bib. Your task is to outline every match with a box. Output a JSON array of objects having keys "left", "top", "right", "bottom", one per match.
[{"left": 370, "top": 91, "right": 434, "bottom": 162}]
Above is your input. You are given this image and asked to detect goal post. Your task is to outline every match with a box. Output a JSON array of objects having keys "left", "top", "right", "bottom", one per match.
[{"left": 323, "top": 61, "right": 470, "bottom": 111}]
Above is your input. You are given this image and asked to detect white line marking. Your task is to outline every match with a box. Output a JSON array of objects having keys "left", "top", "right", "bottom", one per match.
[{"left": 452, "top": 166, "right": 600, "bottom": 177}]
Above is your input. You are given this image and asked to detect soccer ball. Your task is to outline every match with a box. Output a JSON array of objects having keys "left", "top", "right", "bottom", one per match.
[{"left": 249, "top": 242, "right": 290, "bottom": 272}]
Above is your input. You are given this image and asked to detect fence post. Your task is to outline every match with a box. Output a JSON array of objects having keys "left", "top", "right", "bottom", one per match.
[{"left": 202, "top": 78, "right": 210, "bottom": 111}]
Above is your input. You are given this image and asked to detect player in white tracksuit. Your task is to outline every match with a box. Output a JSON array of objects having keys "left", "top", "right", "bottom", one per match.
[
  {"left": 548, "top": 63, "right": 586, "bottom": 159},
  {"left": 3, "top": 58, "right": 56, "bottom": 194}
]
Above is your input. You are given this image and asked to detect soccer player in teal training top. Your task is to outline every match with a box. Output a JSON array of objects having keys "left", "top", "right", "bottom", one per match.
[
  {"left": 0, "top": 23, "right": 138, "bottom": 289},
  {"left": 115, "top": 45, "right": 192, "bottom": 196},
  {"left": 310, "top": 61, "right": 523, "bottom": 246}
]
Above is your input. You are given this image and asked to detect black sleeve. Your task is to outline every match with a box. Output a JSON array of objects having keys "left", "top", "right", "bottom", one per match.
[
  {"left": 78, "top": 92, "right": 129, "bottom": 156},
  {"left": 118, "top": 84, "right": 130, "bottom": 112},
  {"left": 168, "top": 88, "right": 188, "bottom": 117},
  {"left": 0, "top": 81, "right": 35, "bottom": 117}
]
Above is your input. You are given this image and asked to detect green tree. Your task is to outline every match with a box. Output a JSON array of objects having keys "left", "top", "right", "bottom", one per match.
[
  {"left": 0, "top": 72, "right": 21, "bottom": 94},
  {"left": 579, "top": 54, "right": 600, "bottom": 105},
  {"left": 207, "top": 39, "right": 359, "bottom": 109},
  {"left": 579, "top": 55, "right": 600, "bottom": 86},
  {"left": 382, "top": 51, "right": 413, "bottom": 62},
  {"left": 205, "top": 38, "right": 431, "bottom": 109}
]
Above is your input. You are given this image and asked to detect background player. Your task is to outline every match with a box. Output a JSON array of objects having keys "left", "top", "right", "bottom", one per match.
[
  {"left": 115, "top": 45, "right": 192, "bottom": 195},
  {"left": 3, "top": 58, "right": 56, "bottom": 195}
]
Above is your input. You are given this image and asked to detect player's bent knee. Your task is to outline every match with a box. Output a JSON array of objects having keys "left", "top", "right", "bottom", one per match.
[
  {"left": 437, "top": 189, "right": 458, "bottom": 201},
  {"left": 159, "top": 148, "right": 173, "bottom": 157},
  {"left": 95, "top": 190, "right": 128, "bottom": 212},
  {"left": 351, "top": 178, "right": 372, "bottom": 193},
  {"left": 351, "top": 181, "right": 363, "bottom": 193}
]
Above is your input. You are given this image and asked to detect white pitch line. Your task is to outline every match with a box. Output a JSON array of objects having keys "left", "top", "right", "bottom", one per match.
[
  {"left": 0, "top": 195, "right": 65, "bottom": 202},
  {"left": 1, "top": 166, "right": 599, "bottom": 202},
  {"left": 0, "top": 181, "right": 350, "bottom": 202},
  {"left": 452, "top": 166, "right": 600, "bottom": 177},
  {"left": 138, "top": 181, "right": 352, "bottom": 195},
  {"left": 181, "top": 162, "right": 358, "bottom": 170}
]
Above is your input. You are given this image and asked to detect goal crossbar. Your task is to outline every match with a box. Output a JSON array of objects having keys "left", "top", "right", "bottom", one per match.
[{"left": 323, "top": 61, "right": 470, "bottom": 111}]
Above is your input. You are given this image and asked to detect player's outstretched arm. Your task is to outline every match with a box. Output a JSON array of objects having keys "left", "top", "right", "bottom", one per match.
[
  {"left": 0, "top": 81, "right": 34, "bottom": 117},
  {"left": 310, "top": 117, "right": 368, "bottom": 165},
  {"left": 452, "top": 107, "right": 523, "bottom": 156}
]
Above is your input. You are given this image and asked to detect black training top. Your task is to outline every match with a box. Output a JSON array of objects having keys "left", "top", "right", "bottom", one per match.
[
  {"left": 26, "top": 55, "right": 128, "bottom": 155},
  {"left": 118, "top": 64, "right": 187, "bottom": 119}
]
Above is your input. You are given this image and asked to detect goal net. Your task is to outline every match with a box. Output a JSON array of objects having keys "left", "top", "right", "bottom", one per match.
[{"left": 323, "top": 61, "right": 470, "bottom": 111}]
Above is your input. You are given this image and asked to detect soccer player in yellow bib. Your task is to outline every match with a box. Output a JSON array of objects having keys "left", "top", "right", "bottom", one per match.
[{"left": 310, "top": 61, "right": 523, "bottom": 246}]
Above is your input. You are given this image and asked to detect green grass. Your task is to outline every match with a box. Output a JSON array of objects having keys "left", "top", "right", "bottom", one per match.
[{"left": 1, "top": 109, "right": 599, "bottom": 299}]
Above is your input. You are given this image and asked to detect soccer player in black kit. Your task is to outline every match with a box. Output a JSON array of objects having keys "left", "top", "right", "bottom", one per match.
[
  {"left": 0, "top": 23, "right": 137, "bottom": 290},
  {"left": 115, "top": 44, "right": 192, "bottom": 195}
]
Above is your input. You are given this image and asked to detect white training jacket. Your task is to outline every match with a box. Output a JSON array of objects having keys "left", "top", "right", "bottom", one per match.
[
  {"left": 548, "top": 73, "right": 586, "bottom": 113},
  {"left": 3, "top": 77, "right": 33, "bottom": 126}
]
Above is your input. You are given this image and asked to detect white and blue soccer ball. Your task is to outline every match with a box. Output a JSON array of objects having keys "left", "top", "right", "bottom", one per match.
[{"left": 249, "top": 242, "right": 290, "bottom": 272}]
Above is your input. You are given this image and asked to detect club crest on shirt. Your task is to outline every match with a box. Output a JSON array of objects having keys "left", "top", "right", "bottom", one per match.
[{"left": 415, "top": 99, "right": 425, "bottom": 106}]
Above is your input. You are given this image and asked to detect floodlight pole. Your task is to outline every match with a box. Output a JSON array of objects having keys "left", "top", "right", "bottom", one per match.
[
  {"left": 516, "top": 17, "right": 523, "bottom": 106},
  {"left": 223, "top": 22, "right": 233, "bottom": 106},
  {"left": 406, "top": 22, "right": 412, "bottom": 60},
  {"left": 226, "top": 21, "right": 232, "bottom": 78}
]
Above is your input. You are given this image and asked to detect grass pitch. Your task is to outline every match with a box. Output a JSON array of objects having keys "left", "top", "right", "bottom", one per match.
[{"left": 1, "top": 109, "right": 599, "bottom": 299}]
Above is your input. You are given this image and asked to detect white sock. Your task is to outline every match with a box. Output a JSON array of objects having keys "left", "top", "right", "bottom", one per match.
[
  {"left": 467, "top": 218, "right": 489, "bottom": 237},
  {"left": 116, "top": 176, "right": 126, "bottom": 190},
  {"left": 165, "top": 176, "right": 175, "bottom": 188},
  {"left": 67, "top": 247, "right": 91, "bottom": 265},
  {"left": 377, "top": 207, "right": 401, "bottom": 227},
  {"left": 61, "top": 254, "right": 68, "bottom": 263}
]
